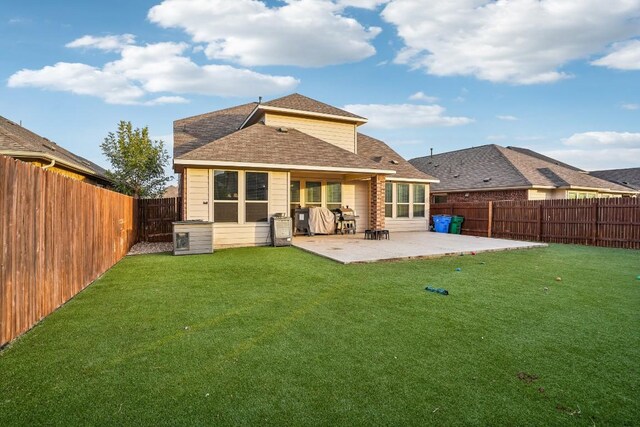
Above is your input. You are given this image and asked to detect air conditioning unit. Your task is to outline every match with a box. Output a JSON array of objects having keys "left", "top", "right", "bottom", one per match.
[{"left": 270, "top": 215, "right": 292, "bottom": 247}]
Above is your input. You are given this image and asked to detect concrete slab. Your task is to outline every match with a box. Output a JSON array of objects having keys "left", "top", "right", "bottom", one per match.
[{"left": 293, "top": 231, "right": 546, "bottom": 264}]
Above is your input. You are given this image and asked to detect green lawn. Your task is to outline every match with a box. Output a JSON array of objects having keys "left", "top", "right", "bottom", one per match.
[{"left": 1, "top": 244, "right": 638, "bottom": 426}]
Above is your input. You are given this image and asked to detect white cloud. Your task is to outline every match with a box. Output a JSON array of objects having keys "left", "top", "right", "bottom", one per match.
[
  {"left": 344, "top": 103, "right": 473, "bottom": 129},
  {"left": 544, "top": 131, "right": 640, "bottom": 170},
  {"left": 497, "top": 115, "right": 518, "bottom": 121},
  {"left": 148, "top": 0, "right": 381, "bottom": 67},
  {"left": 381, "top": 0, "right": 640, "bottom": 84},
  {"left": 592, "top": 40, "right": 640, "bottom": 70},
  {"left": 621, "top": 103, "right": 639, "bottom": 110},
  {"left": 66, "top": 34, "right": 136, "bottom": 52},
  {"left": 338, "top": 0, "right": 389, "bottom": 9},
  {"left": 563, "top": 131, "right": 640, "bottom": 147},
  {"left": 8, "top": 41, "right": 299, "bottom": 104},
  {"left": 409, "top": 91, "right": 438, "bottom": 103}
]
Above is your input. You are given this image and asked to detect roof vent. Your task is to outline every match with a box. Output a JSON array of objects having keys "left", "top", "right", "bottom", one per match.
[
  {"left": 277, "top": 127, "right": 288, "bottom": 133},
  {"left": 373, "top": 156, "right": 383, "bottom": 163},
  {"left": 483, "top": 177, "right": 491, "bottom": 182},
  {"left": 453, "top": 174, "right": 460, "bottom": 178},
  {"left": 43, "top": 144, "right": 56, "bottom": 151},
  {"left": 390, "top": 159, "right": 399, "bottom": 165},
  {"left": 621, "top": 181, "right": 629, "bottom": 185}
]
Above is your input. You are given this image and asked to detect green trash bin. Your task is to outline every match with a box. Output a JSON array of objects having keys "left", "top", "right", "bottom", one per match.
[{"left": 450, "top": 216, "right": 464, "bottom": 234}]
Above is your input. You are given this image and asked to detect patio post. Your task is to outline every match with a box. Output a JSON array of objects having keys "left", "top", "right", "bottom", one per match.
[{"left": 370, "top": 174, "right": 386, "bottom": 230}]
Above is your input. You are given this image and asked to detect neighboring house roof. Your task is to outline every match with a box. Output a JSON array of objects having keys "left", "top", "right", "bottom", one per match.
[
  {"left": 262, "top": 93, "right": 365, "bottom": 121},
  {"left": 410, "top": 144, "right": 632, "bottom": 193},
  {"left": 174, "top": 102, "right": 257, "bottom": 158},
  {"left": 163, "top": 185, "right": 179, "bottom": 198},
  {"left": 357, "top": 133, "right": 437, "bottom": 182},
  {"left": 177, "top": 123, "right": 396, "bottom": 174},
  {"left": 590, "top": 168, "right": 640, "bottom": 191},
  {"left": 0, "top": 115, "right": 109, "bottom": 181}
]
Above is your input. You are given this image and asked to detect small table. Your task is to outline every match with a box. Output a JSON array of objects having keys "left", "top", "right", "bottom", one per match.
[{"left": 364, "top": 229, "right": 390, "bottom": 240}]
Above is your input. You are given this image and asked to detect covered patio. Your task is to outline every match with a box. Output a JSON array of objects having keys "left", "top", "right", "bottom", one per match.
[{"left": 293, "top": 231, "right": 546, "bottom": 264}]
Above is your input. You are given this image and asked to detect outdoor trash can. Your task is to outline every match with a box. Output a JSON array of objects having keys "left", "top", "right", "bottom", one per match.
[
  {"left": 450, "top": 216, "right": 464, "bottom": 234},
  {"left": 432, "top": 215, "right": 452, "bottom": 233}
]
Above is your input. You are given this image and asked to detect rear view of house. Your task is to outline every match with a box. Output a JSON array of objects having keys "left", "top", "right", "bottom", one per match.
[
  {"left": 173, "top": 93, "right": 437, "bottom": 247},
  {"left": 410, "top": 144, "right": 636, "bottom": 203}
]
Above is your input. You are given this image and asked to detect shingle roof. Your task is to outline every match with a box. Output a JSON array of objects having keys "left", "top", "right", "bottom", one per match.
[
  {"left": 357, "top": 133, "right": 437, "bottom": 181},
  {"left": 590, "top": 168, "right": 640, "bottom": 190},
  {"left": 179, "top": 123, "right": 395, "bottom": 173},
  {"left": 262, "top": 93, "right": 365, "bottom": 120},
  {"left": 0, "top": 115, "right": 108, "bottom": 179},
  {"left": 409, "top": 144, "right": 632, "bottom": 193},
  {"left": 174, "top": 102, "right": 257, "bottom": 158}
]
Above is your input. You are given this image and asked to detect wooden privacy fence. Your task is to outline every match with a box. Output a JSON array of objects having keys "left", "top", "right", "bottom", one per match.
[
  {"left": 137, "top": 197, "right": 182, "bottom": 242},
  {"left": 431, "top": 198, "right": 640, "bottom": 249},
  {"left": 1, "top": 155, "right": 137, "bottom": 347}
]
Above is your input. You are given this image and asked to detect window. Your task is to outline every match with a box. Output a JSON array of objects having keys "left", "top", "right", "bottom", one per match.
[
  {"left": 214, "top": 171, "right": 238, "bottom": 222},
  {"left": 397, "top": 184, "right": 409, "bottom": 218},
  {"left": 326, "top": 182, "right": 342, "bottom": 211},
  {"left": 246, "top": 172, "right": 268, "bottom": 222},
  {"left": 413, "top": 184, "right": 426, "bottom": 217},
  {"left": 434, "top": 195, "right": 448, "bottom": 204},
  {"left": 305, "top": 181, "right": 322, "bottom": 207},
  {"left": 290, "top": 180, "right": 300, "bottom": 216},
  {"left": 385, "top": 182, "right": 393, "bottom": 218}
]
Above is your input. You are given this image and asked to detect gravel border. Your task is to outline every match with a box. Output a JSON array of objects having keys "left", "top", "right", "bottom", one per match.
[{"left": 127, "top": 242, "right": 173, "bottom": 255}]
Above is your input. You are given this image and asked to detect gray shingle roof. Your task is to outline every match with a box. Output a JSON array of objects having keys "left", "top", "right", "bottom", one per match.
[
  {"left": 357, "top": 133, "right": 437, "bottom": 181},
  {"left": 410, "top": 144, "right": 632, "bottom": 193},
  {"left": 590, "top": 168, "right": 640, "bottom": 190},
  {"left": 263, "top": 93, "right": 365, "bottom": 120},
  {"left": 179, "top": 123, "right": 395, "bottom": 173},
  {"left": 0, "top": 115, "right": 108, "bottom": 179}
]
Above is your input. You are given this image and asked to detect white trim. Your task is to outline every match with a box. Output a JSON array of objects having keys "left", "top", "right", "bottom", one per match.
[
  {"left": 387, "top": 176, "right": 439, "bottom": 183},
  {"left": 175, "top": 159, "right": 396, "bottom": 175},
  {"left": 0, "top": 150, "right": 106, "bottom": 179},
  {"left": 433, "top": 185, "right": 633, "bottom": 195},
  {"left": 255, "top": 105, "right": 367, "bottom": 125}
]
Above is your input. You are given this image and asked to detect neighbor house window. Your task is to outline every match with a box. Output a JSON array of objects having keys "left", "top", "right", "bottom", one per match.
[
  {"left": 413, "top": 184, "right": 426, "bottom": 217},
  {"left": 326, "top": 182, "right": 342, "bottom": 211},
  {"left": 305, "top": 181, "right": 321, "bottom": 207},
  {"left": 385, "top": 182, "right": 393, "bottom": 218},
  {"left": 434, "top": 195, "right": 448, "bottom": 204},
  {"left": 214, "top": 170, "right": 238, "bottom": 222},
  {"left": 246, "top": 172, "right": 268, "bottom": 222},
  {"left": 397, "top": 184, "right": 409, "bottom": 217}
]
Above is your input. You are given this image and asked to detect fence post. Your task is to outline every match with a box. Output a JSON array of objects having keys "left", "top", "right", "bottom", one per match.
[
  {"left": 537, "top": 203, "right": 543, "bottom": 241},
  {"left": 591, "top": 200, "right": 598, "bottom": 246},
  {"left": 487, "top": 201, "right": 493, "bottom": 237}
]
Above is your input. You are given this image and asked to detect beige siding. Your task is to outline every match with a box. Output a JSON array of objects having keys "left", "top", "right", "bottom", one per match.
[
  {"left": 270, "top": 171, "right": 289, "bottom": 215},
  {"left": 186, "top": 168, "right": 210, "bottom": 220},
  {"left": 213, "top": 224, "right": 270, "bottom": 248},
  {"left": 354, "top": 180, "right": 370, "bottom": 231},
  {"left": 528, "top": 189, "right": 548, "bottom": 200},
  {"left": 265, "top": 113, "right": 356, "bottom": 153},
  {"left": 385, "top": 218, "right": 428, "bottom": 232}
]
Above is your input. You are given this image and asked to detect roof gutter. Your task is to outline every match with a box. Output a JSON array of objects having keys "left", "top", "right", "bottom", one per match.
[
  {"left": 0, "top": 150, "right": 108, "bottom": 180},
  {"left": 41, "top": 159, "right": 55, "bottom": 170},
  {"left": 387, "top": 176, "right": 440, "bottom": 184},
  {"left": 239, "top": 105, "right": 368, "bottom": 130},
  {"left": 174, "top": 158, "right": 395, "bottom": 175}
]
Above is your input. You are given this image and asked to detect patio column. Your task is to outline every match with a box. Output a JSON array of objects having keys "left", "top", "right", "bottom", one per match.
[{"left": 369, "top": 174, "right": 385, "bottom": 230}]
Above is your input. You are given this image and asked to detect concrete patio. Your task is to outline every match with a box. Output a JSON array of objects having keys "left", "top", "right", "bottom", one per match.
[{"left": 293, "top": 231, "right": 546, "bottom": 264}]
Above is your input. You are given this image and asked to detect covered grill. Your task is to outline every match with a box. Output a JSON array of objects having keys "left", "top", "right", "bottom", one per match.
[{"left": 335, "top": 207, "right": 357, "bottom": 234}]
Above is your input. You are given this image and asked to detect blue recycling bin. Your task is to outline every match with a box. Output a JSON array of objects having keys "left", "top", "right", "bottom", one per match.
[{"left": 432, "top": 215, "right": 452, "bottom": 233}]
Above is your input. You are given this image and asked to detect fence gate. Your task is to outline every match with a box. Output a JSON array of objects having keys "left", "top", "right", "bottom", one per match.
[{"left": 138, "top": 197, "right": 182, "bottom": 242}]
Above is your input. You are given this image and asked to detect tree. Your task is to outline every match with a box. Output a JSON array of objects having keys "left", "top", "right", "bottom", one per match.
[{"left": 101, "top": 121, "right": 171, "bottom": 198}]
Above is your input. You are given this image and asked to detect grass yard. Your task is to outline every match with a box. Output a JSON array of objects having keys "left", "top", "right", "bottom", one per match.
[{"left": 1, "top": 244, "right": 638, "bottom": 426}]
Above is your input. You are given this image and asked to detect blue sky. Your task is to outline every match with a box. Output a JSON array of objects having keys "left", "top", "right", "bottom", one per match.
[{"left": 2, "top": 0, "right": 639, "bottom": 182}]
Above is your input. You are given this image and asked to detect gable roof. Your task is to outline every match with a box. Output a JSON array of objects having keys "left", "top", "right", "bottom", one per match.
[
  {"left": 409, "top": 144, "right": 633, "bottom": 193},
  {"left": 0, "top": 115, "right": 108, "bottom": 180},
  {"left": 590, "top": 167, "right": 640, "bottom": 190},
  {"left": 176, "top": 123, "right": 396, "bottom": 174},
  {"left": 262, "top": 93, "right": 365, "bottom": 121},
  {"left": 357, "top": 133, "right": 437, "bottom": 182}
]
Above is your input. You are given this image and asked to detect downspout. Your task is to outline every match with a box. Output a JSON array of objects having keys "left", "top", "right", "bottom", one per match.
[{"left": 42, "top": 159, "right": 56, "bottom": 170}]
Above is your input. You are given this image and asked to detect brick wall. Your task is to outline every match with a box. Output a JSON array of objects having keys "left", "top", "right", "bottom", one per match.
[
  {"left": 369, "top": 175, "right": 386, "bottom": 229},
  {"left": 435, "top": 189, "right": 528, "bottom": 203}
]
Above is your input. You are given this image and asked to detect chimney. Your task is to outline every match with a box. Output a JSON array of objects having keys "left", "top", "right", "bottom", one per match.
[
  {"left": 430, "top": 148, "right": 433, "bottom": 158},
  {"left": 258, "top": 96, "right": 262, "bottom": 104}
]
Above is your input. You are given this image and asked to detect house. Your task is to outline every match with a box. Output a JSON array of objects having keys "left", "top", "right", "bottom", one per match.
[
  {"left": 590, "top": 168, "right": 640, "bottom": 192},
  {"left": 173, "top": 93, "right": 438, "bottom": 247},
  {"left": 409, "top": 144, "right": 635, "bottom": 203},
  {"left": 0, "top": 115, "right": 111, "bottom": 187}
]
